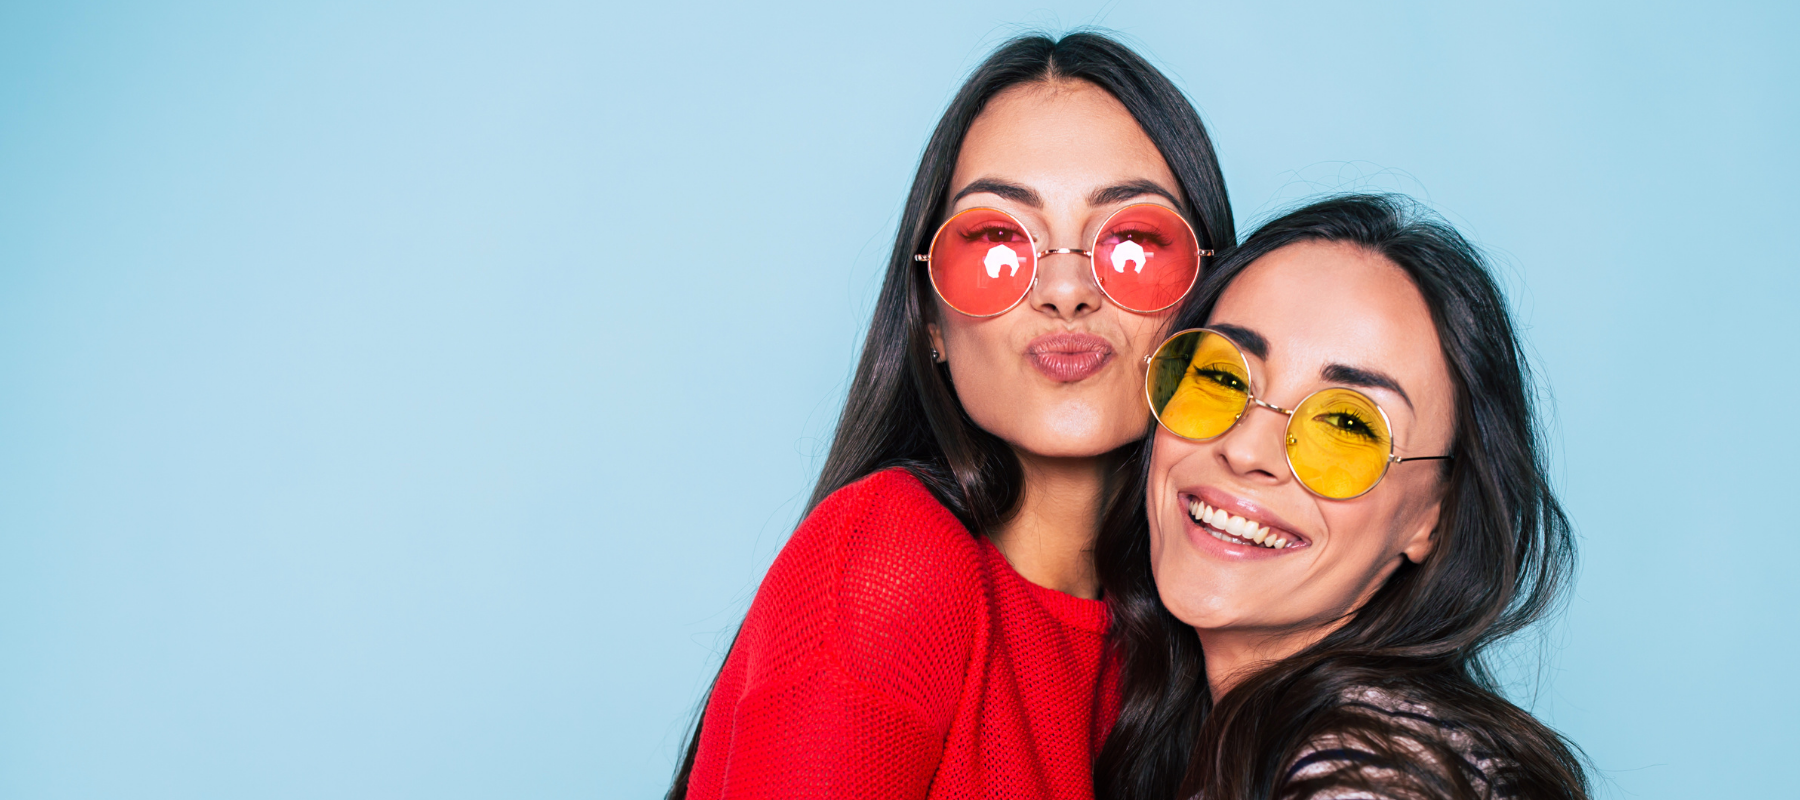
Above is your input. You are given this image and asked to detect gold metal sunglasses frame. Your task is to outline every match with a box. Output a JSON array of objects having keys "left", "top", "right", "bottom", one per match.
[{"left": 913, "top": 204, "right": 1212, "bottom": 317}]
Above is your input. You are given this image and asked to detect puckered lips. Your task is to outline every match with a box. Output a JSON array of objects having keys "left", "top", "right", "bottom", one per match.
[
  {"left": 1026, "top": 331, "right": 1114, "bottom": 382},
  {"left": 1178, "top": 487, "right": 1311, "bottom": 560}
]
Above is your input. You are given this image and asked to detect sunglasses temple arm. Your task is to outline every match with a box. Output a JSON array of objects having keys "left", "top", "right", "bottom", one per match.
[{"left": 1392, "top": 454, "right": 1455, "bottom": 464}]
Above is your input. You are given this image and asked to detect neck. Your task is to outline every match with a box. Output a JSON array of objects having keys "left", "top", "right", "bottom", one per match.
[
  {"left": 1198, "top": 626, "right": 1334, "bottom": 698},
  {"left": 1199, "top": 558, "right": 1406, "bottom": 696},
  {"left": 986, "top": 450, "right": 1111, "bottom": 600}
]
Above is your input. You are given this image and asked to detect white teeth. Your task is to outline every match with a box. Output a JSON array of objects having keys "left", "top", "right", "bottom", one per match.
[{"left": 1186, "top": 498, "right": 1298, "bottom": 550}]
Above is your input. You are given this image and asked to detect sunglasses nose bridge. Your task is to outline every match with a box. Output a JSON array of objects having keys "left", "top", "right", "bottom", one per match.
[{"left": 1249, "top": 396, "right": 1294, "bottom": 417}]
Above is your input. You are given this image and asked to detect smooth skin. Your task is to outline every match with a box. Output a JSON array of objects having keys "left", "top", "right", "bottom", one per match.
[
  {"left": 1146, "top": 241, "right": 1457, "bottom": 695},
  {"left": 927, "top": 79, "right": 1184, "bottom": 600}
]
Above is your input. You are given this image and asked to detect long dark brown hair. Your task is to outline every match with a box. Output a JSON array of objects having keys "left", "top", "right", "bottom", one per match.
[
  {"left": 1094, "top": 195, "right": 1588, "bottom": 800},
  {"left": 666, "top": 31, "right": 1234, "bottom": 798}
]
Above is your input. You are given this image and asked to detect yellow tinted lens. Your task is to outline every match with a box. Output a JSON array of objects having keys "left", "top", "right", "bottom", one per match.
[
  {"left": 1287, "top": 388, "right": 1393, "bottom": 499},
  {"left": 1148, "top": 330, "right": 1250, "bottom": 440}
]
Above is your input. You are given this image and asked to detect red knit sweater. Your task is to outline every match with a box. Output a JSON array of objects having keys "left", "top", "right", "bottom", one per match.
[{"left": 686, "top": 468, "right": 1121, "bottom": 799}]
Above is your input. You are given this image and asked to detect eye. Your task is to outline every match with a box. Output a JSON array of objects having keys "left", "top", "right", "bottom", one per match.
[
  {"left": 1314, "top": 411, "right": 1380, "bottom": 442},
  {"left": 1103, "top": 225, "right": 1173, "bottom": 248},
  {"left": 961, "top": 224, "right": 1025, "bottom": 245},
  {"left": 1192, "top": 365, "right": 1247, "bottom": 393}
]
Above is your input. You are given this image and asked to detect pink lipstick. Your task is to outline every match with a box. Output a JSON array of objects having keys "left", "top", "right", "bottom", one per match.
[
  {"left": 1177, "top": 487, "right": 1311, "bottom": 561},
  {"left": 1027, "top": 332, "right": 1115, "bottom": 382}
]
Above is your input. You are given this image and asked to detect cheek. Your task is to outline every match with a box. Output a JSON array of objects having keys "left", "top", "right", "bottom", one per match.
[
  {"left": 1145, "top": 433, "right": 1198, "bottom": 568},
  {"left": 940, "top": 330, "right": 1017, "bottom": 429},
  {"left": 936, "top": 309, "right": 1013, "bottom": 398},
  {"left": 1094, "top": 308, "right": 1176, "bottom": 429},
  {"left": 1319, "top": 503, "right": 1387, "bottom": 557},
  {"left": 935, "top": 304, "right": 993, "bottom": 354},
  {"left": 1118, "top": 309, "right": 1173, "bottom": 361},
  {"left": 1308, "top": 493, "right": 1419, "bottom": 599},
  {"left": 1383, "top": 471, "right": 1446, "bottom": 556}
]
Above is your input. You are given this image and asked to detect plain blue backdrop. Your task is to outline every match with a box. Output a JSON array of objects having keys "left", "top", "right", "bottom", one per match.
[{"left": 2, "top": 1, "right": 1795, "bottom": 797}]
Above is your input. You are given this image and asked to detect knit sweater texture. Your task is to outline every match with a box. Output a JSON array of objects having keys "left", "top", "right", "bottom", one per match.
[{"left": 686, "top": 467, "right": 1121, "bottom": 799}]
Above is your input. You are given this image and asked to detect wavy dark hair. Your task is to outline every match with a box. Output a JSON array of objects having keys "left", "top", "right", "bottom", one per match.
[
  {"left": 1094, "top": 195, "right": 1588, "bottom": 800},
  {"left": 666, "top": 31, "right": 1234, "bottom": 799}
]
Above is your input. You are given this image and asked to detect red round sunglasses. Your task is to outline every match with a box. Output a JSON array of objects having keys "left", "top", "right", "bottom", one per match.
[{"left": 914, "top": 203, "right": 1211, "bottom": 316}]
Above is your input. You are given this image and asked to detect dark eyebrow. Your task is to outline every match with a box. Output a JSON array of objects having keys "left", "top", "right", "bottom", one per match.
[
  {"left": 950, "top": 178, "right": 1185, "bottom": 214},
  {"left": 952, "top": 178, "right": 1042, "bottom": 208},
  {"left": 1322, "top": 363, "right": 1414, "bottom": 411},
  {"left": 1089, "top": 179, "right": 1185, "bottom": 213},
  {"left": 1208, "top": 323, "right": 1268, "bottom": 360}
]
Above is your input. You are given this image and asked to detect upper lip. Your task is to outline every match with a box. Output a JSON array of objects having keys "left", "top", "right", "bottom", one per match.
[
  {"left": 1182, "top": 486, "right": 1312, "bottom": 547},
  {"left": 1026, "top": 331, "right": 1114, "bottom": 356}
]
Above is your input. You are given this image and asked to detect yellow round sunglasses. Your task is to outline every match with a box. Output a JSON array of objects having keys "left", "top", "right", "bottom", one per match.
[{"left": 1145, "top": 328, "right": 1453, "bottom": 499}]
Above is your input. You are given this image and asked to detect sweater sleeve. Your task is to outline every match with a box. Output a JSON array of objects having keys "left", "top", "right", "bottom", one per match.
[{"left": 691, "top": 469, "right": 984, "bottom": 799}]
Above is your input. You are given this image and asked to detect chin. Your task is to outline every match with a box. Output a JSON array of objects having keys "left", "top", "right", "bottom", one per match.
[
  {"left": 1151, "top": 543, "right": 1259, "bottom": 630},
  {"left": 988, "top": 406, "right": 1142, "bottom": 459},
  {"left": 1014, "top": 429, "right": 1135, "bottom": 459},
  {"left": 1157, "top": 587, "right": 1238, "bottom": 631}
]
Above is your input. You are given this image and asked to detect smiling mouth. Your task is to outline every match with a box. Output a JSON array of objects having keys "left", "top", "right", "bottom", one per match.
[{"left": 1185, "top": 496, "right": 1301, "bottom": 550}]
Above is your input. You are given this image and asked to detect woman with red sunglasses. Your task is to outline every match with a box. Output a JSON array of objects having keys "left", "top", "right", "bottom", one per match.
[{"left": 669, "top": 32, "right": 1233, "bottom": 800}]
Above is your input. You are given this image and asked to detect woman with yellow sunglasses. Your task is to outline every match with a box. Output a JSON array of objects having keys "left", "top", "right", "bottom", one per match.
[
  {"left": 669, "top": 32, "right": 1233, "bottom": 800},
  {"left": 1095, "top": 195, "right": 1590, "bottom": 800}
]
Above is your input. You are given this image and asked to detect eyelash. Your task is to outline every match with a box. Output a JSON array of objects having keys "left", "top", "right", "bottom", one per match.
[
  {"left": 1192, "top": 366, "right": 1247, "bottom": 392},
  {"left": 959, "top": 225, "right": 1026, "bottom": 244},
  {"left": 1312, "top": 410, "right": 1381, "bottom": 442},
  {"left": 1104, "top": 226, "right": 1172, "bottom": 248}
]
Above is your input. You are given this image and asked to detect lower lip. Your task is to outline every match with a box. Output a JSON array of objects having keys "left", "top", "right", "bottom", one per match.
[
  {"left": 1029, "top": 350, "right": 1112, "bottom": 382},
  {"left": 1181, "top": 502, "right": 1294, "bottom": 561}
]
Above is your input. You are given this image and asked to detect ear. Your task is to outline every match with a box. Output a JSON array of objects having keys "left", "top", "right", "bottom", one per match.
[
  {"left": 926, "top": 322, "right": 946, "bottom": 363},
  {"left": 1399, "top": 498, "right": 1442, "bottom": 564}
]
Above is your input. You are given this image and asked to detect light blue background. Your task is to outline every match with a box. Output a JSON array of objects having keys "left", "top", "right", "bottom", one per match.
[{"left": 2, "top": 2, "right": 1794, "bottom": 798}]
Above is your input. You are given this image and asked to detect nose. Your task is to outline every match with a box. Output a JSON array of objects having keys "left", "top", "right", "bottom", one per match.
[
  {"left": 1216, "top": 400, "right": 1292, "bottom": 487},
  {"left": 1027, "top": 246, "right": 1105, "bottom": 320}
]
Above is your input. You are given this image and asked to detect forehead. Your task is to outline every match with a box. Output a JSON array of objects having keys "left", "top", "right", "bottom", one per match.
[
  {"left": 951, "top": 80, "right": 1173, "bottom": 192},
  {"left": 1211, "top": 241, "right": 1449, "bottom": 391}
]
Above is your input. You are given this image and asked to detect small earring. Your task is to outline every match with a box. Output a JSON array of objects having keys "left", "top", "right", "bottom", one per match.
[{"left": 930, "top": 347, "right": 941, "bottom": 362}]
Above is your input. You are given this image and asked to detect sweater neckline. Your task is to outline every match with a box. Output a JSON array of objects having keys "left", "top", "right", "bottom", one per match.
[{"left": 978, "top": 537, "right": 1111, "bottom": 634}]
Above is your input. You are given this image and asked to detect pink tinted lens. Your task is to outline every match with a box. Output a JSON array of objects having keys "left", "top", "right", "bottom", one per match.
[
  {"left": 927, "top": 208, "right": 1036, "bottom": 316},
  {"left": 1091, "top": 204, "right": 1202, "bottom": 312}
]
